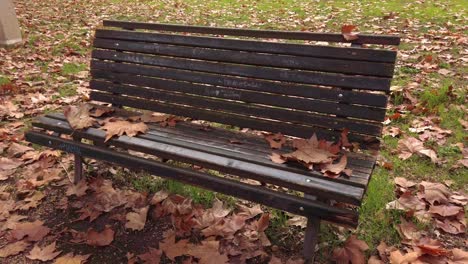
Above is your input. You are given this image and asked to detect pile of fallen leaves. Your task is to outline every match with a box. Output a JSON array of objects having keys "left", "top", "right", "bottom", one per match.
[
  {"left": 375, "top": 177, "right": 468, "bottom": 263},
  {"left": 266, "top": 131, "right": 353, "bottom": 178},
  {"left": 64, "top": 103, "right": 178, "bottom": 142}
]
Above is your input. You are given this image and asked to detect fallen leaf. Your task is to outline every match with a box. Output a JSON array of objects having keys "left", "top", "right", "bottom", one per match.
[
  {"left": 435, "top": 218, "right": 465, "bottom": 235},
  {"left": 428, "top": 204, "right": 463, "bottom": 217},
  {"left": 89, "top": 105, "right": 114, "bottom": 117},
  {"left": 394, "top": 177, "right": 417, "bottom": 189},
  {"left": 187, "top": 240, "right": 229, "bottom": 264},
  {"left": 0, "top": 240, "right": 30, "bottom": 257},
  {"left": 320, "top": 155, "right": 349, "bottom": 177},
  {"left": 159, "top": 231, "right": 189, "bottom": 260},
  {"left": 269, "top": 152, "right": 286, "bottom": 164},
  {"left": 137, "top": 247, "right": 162, "bottom": 264},
  {"left": 85, "top": 226, "right": 115, "bottom": 246},
  {"left": 389, "top": 250, "right": 420, "bottom": 264},
  {"left": 0, "top": 157, "right": 22, "bottom": 171},
  {"left": 416, "top": 237, "right": 449, "bottom": 256},
  {"left": 341, "top": 25, "right": 359, "bottom": 41},
  {"left": 397, "top": 218, "right": 422, "bottom": 241},
  {"left": 256, "top": 213, "right": 270, "bottom": 232},
  {"left": 54, "top": 253, "right": 91, "bottom": 264},
  {"left": 332, "top": 235, "right": 369, "bottom": 264},
  {"left": 66, "top": 180, "right": 88, "bottom": 197},
  {"left": 419, "top": 181, "right": 450, "bottom": 205},
  {"left": 449, "top": 248, "right": 468, "bottom": 264},
  {"left": 27, "top": 241, "right": 62, "bottom": 261},
  {"left": 264, "top": 133, "right": 286, "bottom": 149},
  {"left": 125, "top": 206, "right": 149, "bottom": 231},
  {"left": 397, "top": 137, "right": 438, "bottom": 163},
  {"left": 10, "top": 220, "right": 50, "bottom": 242},
  {"left": 64, "top": 103, "right": 96, "bottom": 130},
  {"left": 286, "top": 215, "right": 307, "bottom": 228},
  {"left": 100, "top": 120, "right": 148, "bottom": 142}
]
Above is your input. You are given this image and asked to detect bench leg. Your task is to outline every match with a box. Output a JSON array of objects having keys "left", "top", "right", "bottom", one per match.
[
  {"left": 73, "top": 136, "right": 83, "bottom": 184},
  {"left": 303, "top": 216, "right": 320, "bottom": 263}
]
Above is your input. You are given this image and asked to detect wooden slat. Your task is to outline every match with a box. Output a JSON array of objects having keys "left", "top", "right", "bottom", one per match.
[
  {"left": 90, "top": 63, "right": 387, "bottom": 122},
  {"left": 30, "top": 118, "right": 365, "bottom": 205},
  {"left": 90, "top": 80, "right": 383, "bottom": 135},
  {"left": 46, "top": 112, "right": 376, "bottom": 174},
  {"left": 102, "top": 20, "right": 401, "bottom": 46},
  {"left": 45, "top": 113, "right": 372, "bottom": 187},
  {"left": 95, "top": 29, "right": 397, "bottom": 63},
  {"left": 91, "top": 67, "right": 389, "bottom": 108},
  {"left": 92, "top": 49, "right": 392, "bottom": 91},
  {"left": 90, "top": 91, "right": 377, "bottom": 144},
  {"left": 93, "top": 38, "right": 395, "bottom": 77},
  {"left": 25, "top": 131, "right": 359, "bottom": 227}
]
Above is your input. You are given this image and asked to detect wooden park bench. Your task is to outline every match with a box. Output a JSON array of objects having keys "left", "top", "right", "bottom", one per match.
[{"left": 25, "top": 20, "right": 400, "bottom": 261}]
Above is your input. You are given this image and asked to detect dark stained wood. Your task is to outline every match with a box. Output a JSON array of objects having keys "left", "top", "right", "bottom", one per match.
[
  {"left": 90, "top": 80, "right": 383, "bottom": 135},
  {"left": 90, "top": 67, "right": 389, "bottom": 108},
  {"left": 44, "top": 113, "right": 373, "bottom": 187},
  {"left": 92, "top": 49, "right": 392, "bottom": 91},
  {"left": 31, "top": 117, "right": 365, "bottom": 205},
  {"left": 93, "top": 38, "right": 395, "bottom": 77},
  {"left": 95, "top": 30, "right": 397, "bottom": 63},
  {"left": 90, "top": 91, "right": 376, "bottom": 143},
  {"left": 25, "top": 130, "right": 359, "bottom": 227},
  {"left": 102, "top": 20, "right": 401, "bottom": 46}
]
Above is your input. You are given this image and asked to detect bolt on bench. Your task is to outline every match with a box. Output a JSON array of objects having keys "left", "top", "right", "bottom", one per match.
[{"left": 26, "top": 20, "right": 400, "bottom": 261}]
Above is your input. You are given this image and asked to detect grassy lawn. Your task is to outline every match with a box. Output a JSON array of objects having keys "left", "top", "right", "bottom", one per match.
[{"left": 2, "top": 0, "right": 466, "bottom": 261}]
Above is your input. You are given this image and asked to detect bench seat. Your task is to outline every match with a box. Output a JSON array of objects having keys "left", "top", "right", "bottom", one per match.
[{"left": 30, "top": 112, "right": 375, "bottom": 211}]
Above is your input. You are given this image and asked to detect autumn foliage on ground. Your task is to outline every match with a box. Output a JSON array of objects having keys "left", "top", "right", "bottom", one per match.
[{"left": 0, "top": 0, "right": 467, "bottom": 263}]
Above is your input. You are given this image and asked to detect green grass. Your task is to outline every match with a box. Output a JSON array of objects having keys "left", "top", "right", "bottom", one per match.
[
  {"left": 57, "top": 83, "right": 78, "bottom": 98},
  {"left": 358, "top": 168, "right": 402, "bottom": 251},
  {"left": 0, "top": 75, "right": 10, "bottom": 86},
  {"left": 61, "top": 62, "right": 87, "bottom": 75}
]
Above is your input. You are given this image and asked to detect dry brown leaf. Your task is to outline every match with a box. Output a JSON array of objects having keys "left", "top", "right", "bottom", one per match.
[
  {"left": 85, "top": 226, "right": 115, "bottom": 247},
  {"left": 16, "top": 191, "right": 45, "bottom": 210},
  {"left": 419, "top": 181, "right": 450, "bottom": 205},
  {"left": 397, "top": 137, "right": 438, "bottom": 163},
  {"left": 159, "top": 231, "right": 189, "bottom": 260},
  {"left": 0, "top": 157, "right": 22, "bottom": 171},
  {"left": 269, "top": 152, "right": 286, "bottom": 164},
  {"left": 264, "top": 133, "right": 286, "bottom": 149},
  {"left": 187, "top": 240, "right": 229, "bottom": 264},
  {"left": 396, "top": 191, "right": 426, "bottom": 211},
  {"left": 415, "top": 237, "right": 449, "bottom": 256},
  {"left": 237, "top": 204, "right": 263, "bottom": 219},
  {"left": 435, "top": 218, "right": 465, "bottom": 235},
  {"left": 394, "top": 177, "right": 417, "bottom": 189},
  {"left": 7, "top": 142, "right": 34, "bottom": 158},
  {"left": 332, "top": 235, "right": 369, "bottom": 264},
  {"left": 286, "top": 215, "right": 307, "bottom": 228},
  {"left": 389, "top": 250, "right": 420, "bottom": 264},
  {"left": 0, "top": 240, "right": 30, "bottom": 257},
  {"left": 10, "top": 220, "right": 50, "bottom": 242},
  {"left": 397, "top": 218, "right": 422, "bottom": 241},
  {"left": 321, "top": 155, "right": 350, "bottom": 177},
  {"left": 89, "top": 105, "right": 114, "bottom": 117},
  {"left": 256, "top": 213, "right": 270, "bottom": 232},
  {"left": 341, "top": 25, "right": 359, "bottom": 41},
  {"left": 0, "top": 214, "right": 27, "bottom": 230},
  {"left": 26, "top": 241, "right": 62, "bottom": 261},
  {"left": 125, "top": 206, "right": 149, "bottom": 231},
  {"left": 449, "top": 248, "right": 468, "bottom": 264},
  {"left": 66, "top": 180, "right": 88, "bottom": 197},
  {"left": 54, "top": 253, "right": 91, "bottom": 264},
  {"left": 137, "top": 247, "right": 162, "bottom": 264},
  {"left": 428, "top": 204, "right": 463, "bottom": 217},
  {"left": 150, "top": 190, "right": 170, "bottom": 205},
  {"left": 64, "top": 103, "right": 96, "bottom": 130},
  {"left": 100, "top": 120, "right": 148, "bottom": 142}
]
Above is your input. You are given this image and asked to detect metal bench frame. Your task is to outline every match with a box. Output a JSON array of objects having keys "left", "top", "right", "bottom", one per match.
[{"left": 26, "top": 20, "right": 400, "bottom": 262}]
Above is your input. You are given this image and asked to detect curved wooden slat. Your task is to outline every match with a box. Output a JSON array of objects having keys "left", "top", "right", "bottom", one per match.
[{"left": 102, "top": 20, "right": 400, "bottom": 45}]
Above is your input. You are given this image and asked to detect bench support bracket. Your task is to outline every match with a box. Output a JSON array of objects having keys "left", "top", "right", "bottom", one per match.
[{"left": 303, "top": 216, "right": 320, "bottom": 263}]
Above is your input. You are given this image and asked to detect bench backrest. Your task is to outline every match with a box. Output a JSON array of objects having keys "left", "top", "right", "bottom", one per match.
[{"left": 90, "top": 20, "right": 400, "bottom": 145}]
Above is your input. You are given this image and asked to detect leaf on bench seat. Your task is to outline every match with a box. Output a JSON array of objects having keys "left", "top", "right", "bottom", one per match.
[
  {"left": 99, "top": 120, "right": 148, "bottom": 142},
  {"left": 63, "top": 103, "right": 96, "bottom": 130}
]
